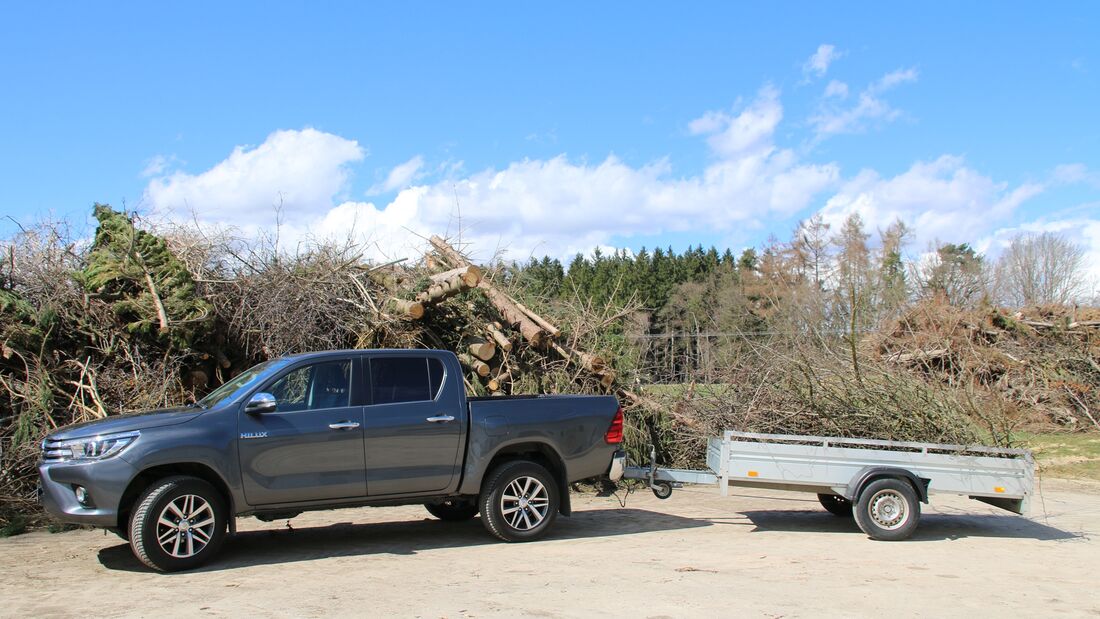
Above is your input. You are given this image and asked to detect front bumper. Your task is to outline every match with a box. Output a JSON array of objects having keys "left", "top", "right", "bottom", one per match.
[
  {"left": 37, "top": 457, "right": 138, "bottom": 527},
  {"left": 607, "top": 450, "right": 626, "bottom": 482}
]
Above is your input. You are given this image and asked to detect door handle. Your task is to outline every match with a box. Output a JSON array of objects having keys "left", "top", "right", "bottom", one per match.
[
  {"left": 328, "top": 421, "right": 361, "bottom": 430},
  {"left": 426, "top": 415, "right": 456, "bottom": 423}
]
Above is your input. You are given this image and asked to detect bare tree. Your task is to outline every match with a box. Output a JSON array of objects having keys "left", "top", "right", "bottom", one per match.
[{"left": 995, "top": 232, "right": 1087, "bottom": 306}]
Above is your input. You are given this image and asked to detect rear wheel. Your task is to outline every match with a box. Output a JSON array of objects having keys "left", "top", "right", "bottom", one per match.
[
  {"left": 425, "top": 499, "right": 479, "bottom": 521},
  {"left": 817, "top": 493, "right": 853, "bottom": 517},
  {"left": 128, "top": 476, "right": 227, "bottom": 572},
  {"left": 853, "top": 478, "right": 920, "bottom": 541},
  {"left": 479, "top": 460, "right": 559, "bottom": 542}
]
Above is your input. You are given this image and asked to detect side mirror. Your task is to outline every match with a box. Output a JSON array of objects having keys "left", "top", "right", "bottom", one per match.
[{"left": 245, "top": 392, "right": 278, "bottom": 414}]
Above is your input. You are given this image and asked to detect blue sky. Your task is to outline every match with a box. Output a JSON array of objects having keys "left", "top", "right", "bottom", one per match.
[{"left": 2, "top": 2, "right": 1098, "bottom": 270}]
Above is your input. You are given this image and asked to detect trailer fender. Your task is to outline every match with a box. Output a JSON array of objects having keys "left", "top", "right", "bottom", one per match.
[{"left": 845, "top": 467, "right": 930, "bottom": 504}]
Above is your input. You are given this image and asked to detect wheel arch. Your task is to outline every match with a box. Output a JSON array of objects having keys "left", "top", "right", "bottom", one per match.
[
  {"left": 846, "top": 466, "right": 930, "bottom": 504},
  {"left": 479, "top": 441, "right": 571, "bottom": 516},
  {"left": 118, "top": 463, "right": 236, "bottom": 532}
]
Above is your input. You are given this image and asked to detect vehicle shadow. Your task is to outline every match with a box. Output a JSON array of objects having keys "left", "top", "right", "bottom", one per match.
[
  {"left": 740, "top": 509, "right": 1080, "bottom": 541},
  {"left": 97, "top": 507, "right": 710, "bottom": 573}
]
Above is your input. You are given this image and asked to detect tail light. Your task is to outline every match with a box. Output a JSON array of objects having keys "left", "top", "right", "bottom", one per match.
[{"left": 604, "top": 407, "right": 624, "bottom": 444}]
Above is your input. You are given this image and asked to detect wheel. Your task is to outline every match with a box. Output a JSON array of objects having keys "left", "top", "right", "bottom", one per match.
[
  {"left": 425, "top": 499, "right": 479, "bottom": 521},
  {"left": 853, "top": 478, "right": 920, "bottom": 541},
  {"left": 479, "top": 460, "right": 559, "bottom": 542},
  {"left": 817, "top": 493, "right": 853, "bottom": 517},
  {"left": 128, "top": 476, "right": 227, "bottom": 572},
  {"left": 651, "top": 481, "right": 674, "bottom": 500}
]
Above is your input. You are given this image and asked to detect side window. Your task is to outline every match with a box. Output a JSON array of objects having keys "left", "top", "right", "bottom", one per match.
[
  {"left": 370, "top": 357, "right": 440, "bottom": 405},
  {"left": 267, "top": 360, "right": 351, "bottom": 412}
]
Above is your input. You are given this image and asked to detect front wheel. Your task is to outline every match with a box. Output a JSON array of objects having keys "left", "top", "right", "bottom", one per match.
[
  {"left": 853, "top": 478, "right": 920, "bottom": 541},
  {"left": 128, "top": 476, "right": 227, "bottom": 572},
  {"left": 425, "top": 499, "right": 479, "bottom": 521},
  {"left": 479, "top": 461, "right": 559, "bottom": 542}
]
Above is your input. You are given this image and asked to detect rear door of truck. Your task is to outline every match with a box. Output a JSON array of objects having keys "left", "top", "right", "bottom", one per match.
[{"left": 361, "top": 352, "right": 467, "bottom": 495}]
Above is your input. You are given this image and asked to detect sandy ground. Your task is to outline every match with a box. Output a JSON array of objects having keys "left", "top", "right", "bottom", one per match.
[{"left": 2, "top": 478, "right": 1098, "bottom": 619}]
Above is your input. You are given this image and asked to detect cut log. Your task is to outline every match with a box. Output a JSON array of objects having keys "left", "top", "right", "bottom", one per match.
[
  {"left": 429, "top": 235, "right": 547, "bottom": 346},
  {"left": 487, "top": 370, "right": 511, "bottom": 392},
  {"left": 465, "top": 337, "right": 496, "bottom": 362},
  {"left": 486, "top": 323, "right": 513, "bottom": 352},
  {"left": 387, "top": 298, "right": 425, "bottom": 320},
  {"left": 457, "top": 353, "right": 491, "bottom": 377},
  {"left": 414, "top": 272, "right": 471, "bottom": 305},
  {"left": 514, "top": 301, "right": 561, "bottom": 338},
  {"left": 430, "top": 265, "right": 482, "bottom": 288}
]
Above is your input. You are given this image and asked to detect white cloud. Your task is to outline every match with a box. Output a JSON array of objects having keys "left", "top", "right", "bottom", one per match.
[
  {"left": 824, "top": 80, "right": 849, "bottom": 99},
  {"left": 810, "top": 68, "right": 918, "bottom": 138},
  {"left": 368, "top": 155, "right": 425, "bottom": 195},
  {"left": 146, "top": 88, "right": 839, "bottom": 262},
  {"left": 144, "top": 128, "right": 365, "bottom": 225},
  {"left": 803, "top": 44, "right": 842, "bottom": 78},
  {"left": 819, "top": 155, "right": 1044, "bottom": 248}
]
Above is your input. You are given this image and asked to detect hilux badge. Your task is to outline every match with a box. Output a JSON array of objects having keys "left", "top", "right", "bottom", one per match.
[{"left": 240, "top": 432, "right": 268, "bottom": 440}]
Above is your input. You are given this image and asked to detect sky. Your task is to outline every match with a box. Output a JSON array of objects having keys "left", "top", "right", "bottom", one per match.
[{"left": 2, "top": 2, "right": 1098, "bottom": 279}]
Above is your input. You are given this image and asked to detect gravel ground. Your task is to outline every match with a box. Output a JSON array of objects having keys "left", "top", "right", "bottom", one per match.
[{"left": 2, "top": 478, "right": 1098, "bottom": 618}]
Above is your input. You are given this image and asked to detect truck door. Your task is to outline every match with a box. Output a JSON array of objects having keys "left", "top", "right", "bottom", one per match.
[
  {"left": 363, "top": 356, "right": 463, "bottom": 495},
  {"left": 237, "top": 357, "right": 367, "bottom": 505}
]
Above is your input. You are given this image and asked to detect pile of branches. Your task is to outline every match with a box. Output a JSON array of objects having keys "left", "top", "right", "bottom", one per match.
[
  {"left": 0, "top": 206, "right": 640, "bottom": 529},
  {"left": 873, "top": 300, "right": 1100, "bottom": 432}
]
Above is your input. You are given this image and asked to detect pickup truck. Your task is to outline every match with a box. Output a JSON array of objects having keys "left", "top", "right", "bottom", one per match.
[{"left": 38, "top": 349, "right": 626, "bottom": 571}]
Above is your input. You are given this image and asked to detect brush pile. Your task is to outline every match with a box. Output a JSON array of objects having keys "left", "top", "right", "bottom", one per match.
[{"left": 0, "top": 206, "right": 640, "bottom": 530}]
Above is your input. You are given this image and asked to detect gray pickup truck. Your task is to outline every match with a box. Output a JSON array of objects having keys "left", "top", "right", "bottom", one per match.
[{"left": 38, "top": 349, "right": 626, "bottom": 571}]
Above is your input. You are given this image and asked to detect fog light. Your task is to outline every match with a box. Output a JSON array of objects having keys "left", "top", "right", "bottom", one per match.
[{"left": 74, "top": 485, "right": 89, "bottom": 506}]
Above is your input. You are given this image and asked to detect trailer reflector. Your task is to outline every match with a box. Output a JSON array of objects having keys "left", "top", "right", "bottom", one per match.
[
  {"left": 994, "top": 486, "right": 1005, "bottom": 493},
  {"left": 747, "top": 470, "right": 759, "bottom": 477}
]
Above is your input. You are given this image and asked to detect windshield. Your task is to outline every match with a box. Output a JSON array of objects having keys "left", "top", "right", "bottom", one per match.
[{"left": 197, "top": 360, "right": 278, "bottom": 408}]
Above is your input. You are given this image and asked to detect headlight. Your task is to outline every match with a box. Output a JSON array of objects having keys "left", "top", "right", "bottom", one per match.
[{"left": 45, "top": 431, "right": 140, "bottom": 462}]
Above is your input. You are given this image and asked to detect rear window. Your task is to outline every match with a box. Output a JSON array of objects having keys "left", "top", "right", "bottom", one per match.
[{"left": 370, "top": 357, "right": 446, "bottom": 404}]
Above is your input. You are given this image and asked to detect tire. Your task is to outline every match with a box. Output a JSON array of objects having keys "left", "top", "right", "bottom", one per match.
[
  {"left": 479, "top": 460, "right": 559, "bottom": 542},
  {"left": 853, "top": 478, "right": 920, "bottom": 541},
  {"left": 652, "top": 481, "right": 674, "bottom": 500},
  {"left": 817, "top": 493, "right": 853, "bottom": 517},
  {"left": 425, "top": 499, "right": 479, "bottom": 521},
  {"left": 128, "top": 476, "right": 227, "bottom": 572}
]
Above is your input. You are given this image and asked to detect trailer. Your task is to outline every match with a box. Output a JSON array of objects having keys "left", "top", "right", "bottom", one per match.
[{"left": 623, "top": 430, "right": 1036, "bottom": 540}]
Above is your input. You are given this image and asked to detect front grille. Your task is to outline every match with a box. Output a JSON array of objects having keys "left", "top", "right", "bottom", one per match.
[{"left": 41, "top": 438, "right": 70, "bottom": 462}]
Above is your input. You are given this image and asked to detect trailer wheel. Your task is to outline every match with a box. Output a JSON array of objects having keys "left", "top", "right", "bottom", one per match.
[
  {"left": 651, "top": 481, "right": 674, "bottom": 500},
  {"left": 817, "top": 493, "right": 853, "bottom": 517},
  {"left": 853, "top": 478, "right": 920, "bottom": 541}
]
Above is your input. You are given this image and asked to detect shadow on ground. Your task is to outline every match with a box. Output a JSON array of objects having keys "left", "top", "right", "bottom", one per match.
[
  {"left": 740, "top": 509, "right": 1080, "bottom": 541},
  {"left": 97, "top": 507, "right": 709, "bottom": 573}
]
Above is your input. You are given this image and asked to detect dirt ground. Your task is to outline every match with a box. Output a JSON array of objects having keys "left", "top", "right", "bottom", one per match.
[{"left": 2, "top": 478, "right": 1098, "bottom": 618}]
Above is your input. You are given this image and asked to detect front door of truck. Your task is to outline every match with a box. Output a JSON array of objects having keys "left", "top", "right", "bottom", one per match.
[
  {"left": 363, "top": 356, "right": 463, "bottom": 495},
  {"left": 238, "top": 357, "right": 367, "bottom": 505}
]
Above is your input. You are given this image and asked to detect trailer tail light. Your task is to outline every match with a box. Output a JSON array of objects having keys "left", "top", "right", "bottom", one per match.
[{"left": 604, "top": 407, "right": 624, "bottom": 444}]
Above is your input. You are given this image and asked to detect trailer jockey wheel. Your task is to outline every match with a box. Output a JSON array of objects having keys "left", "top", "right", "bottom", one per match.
[{"left": 651, "top": 481, "right": 674, "bottom": 500}]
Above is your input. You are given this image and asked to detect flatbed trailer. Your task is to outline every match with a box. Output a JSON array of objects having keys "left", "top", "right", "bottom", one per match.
[{"left": 623, "top": 430, "right": 1035, "bottom": 540}]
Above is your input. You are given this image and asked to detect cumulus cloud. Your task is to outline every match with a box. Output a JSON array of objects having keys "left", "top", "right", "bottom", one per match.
[
  {"left": 810, "top": 68, "right": 918, "bottom": 138},
  {"left": 819, "top": 155, "right": 1043, "bottom": 247},
  {"left": 368, "top": 155, "right": 425, "bottom": 195},
  {"left": 145, "top": 88, "right": 840, "bottom": 261},
  {"left": 144, "top": 128, "right": 365, "bottom": 224},
  {"left": 803, "top": 44, "right": 842, "bottom": 78}
]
